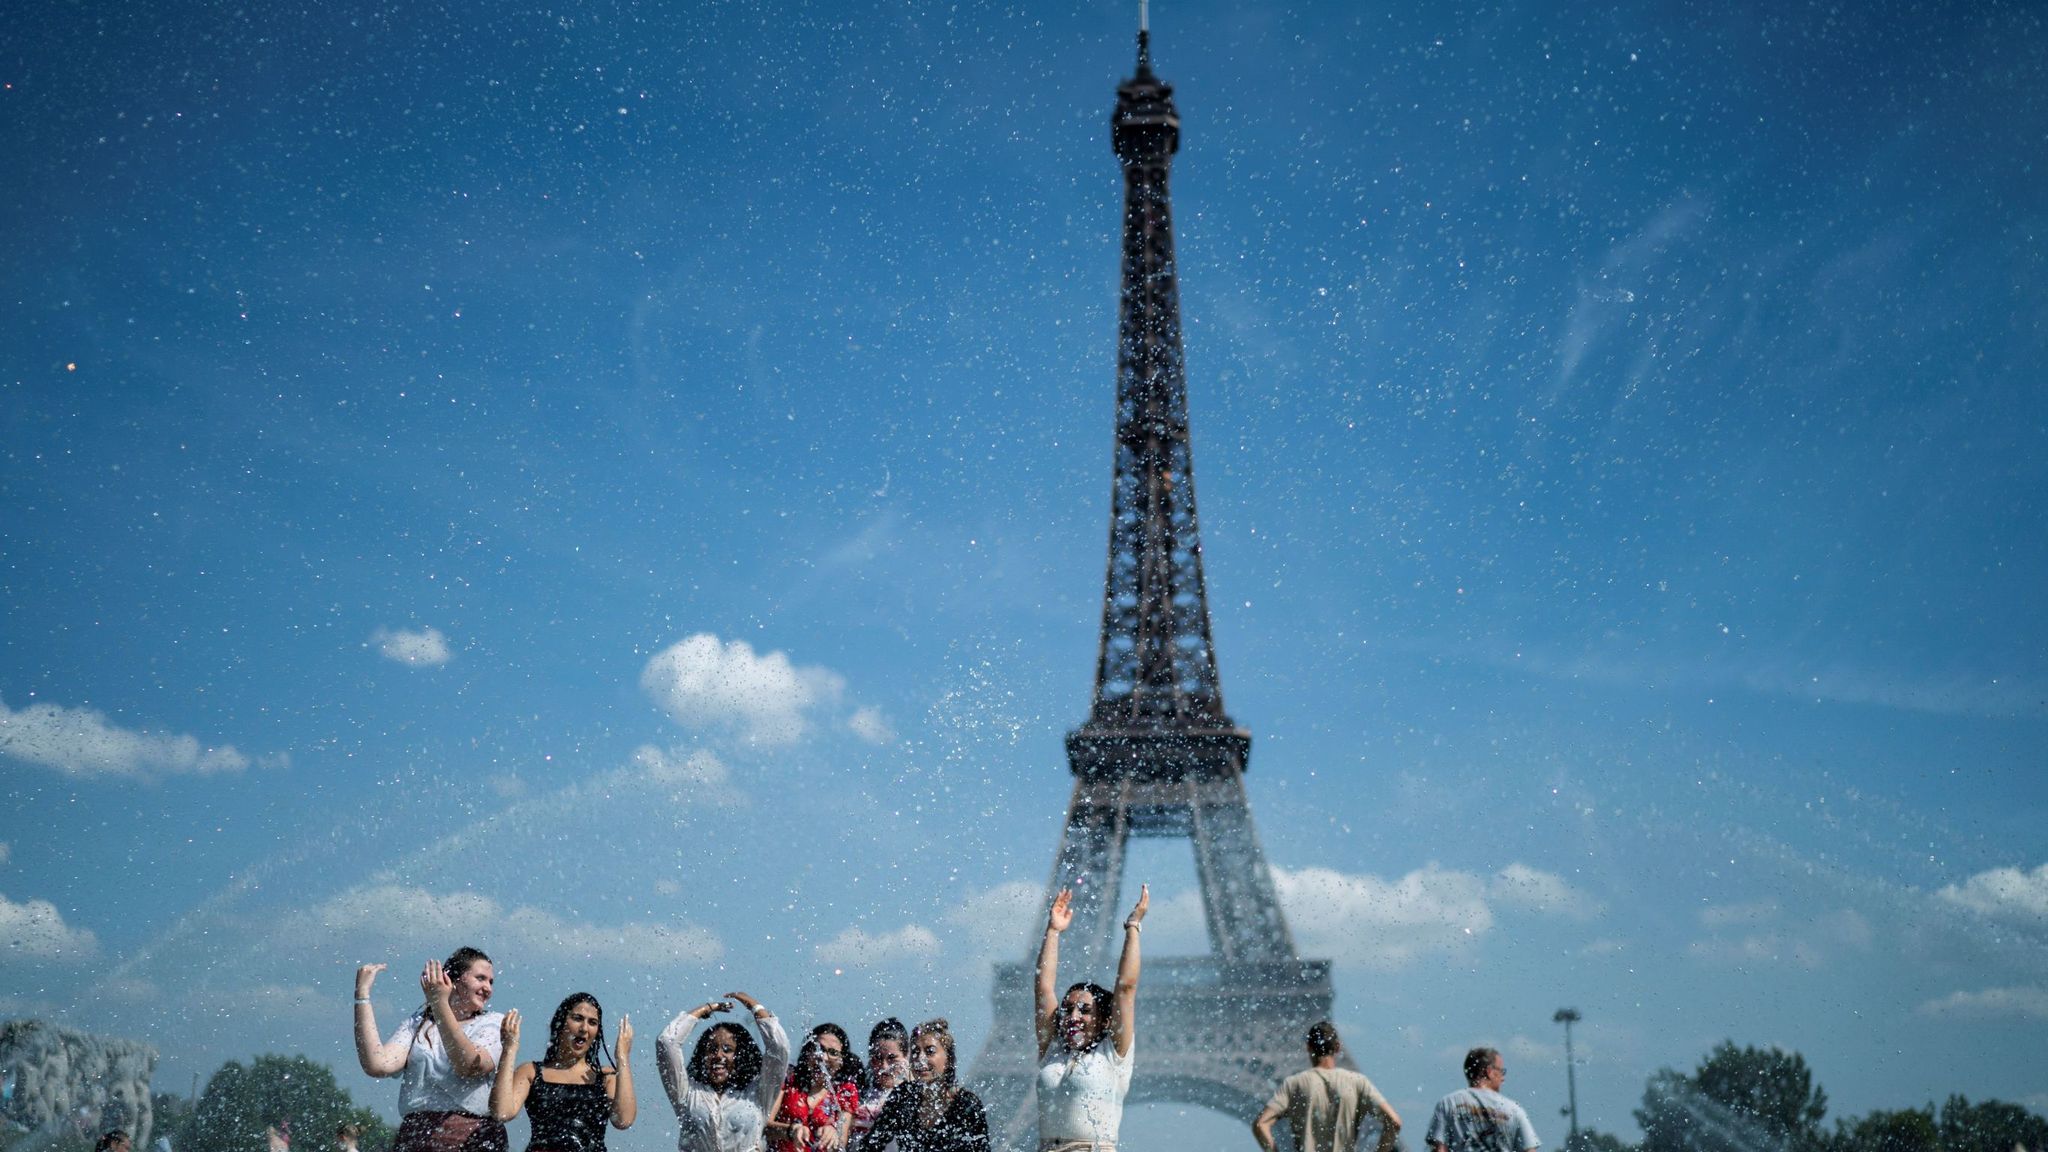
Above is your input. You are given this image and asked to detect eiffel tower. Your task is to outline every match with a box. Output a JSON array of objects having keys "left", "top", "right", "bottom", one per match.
[{"left": 969, "top": 21, "right": 1340, "bottom": 1149}]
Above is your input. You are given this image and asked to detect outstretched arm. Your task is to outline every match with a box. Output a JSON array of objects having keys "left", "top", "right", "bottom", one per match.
[
  {"left": 352, "top": 964, "right": 409, "bottom": 1077},
  {"left": 1111, "top": 885, "right": 1147, "bottom": 1058},
  {"left": 732, "top": 993, "right": 789, "bottom": 1112},
  {"left": 488, "top": 1012, "right": 532, "bottom": 1122},
  {"left": 610, "top": 1015, "right": 637, "bottom": 1129},
  {"left": 656, "top": 1002, "right": 720, "bottom": 1116},
  {"left": 1034, "top": 889, "right": 1073, "bottom": 1058}
]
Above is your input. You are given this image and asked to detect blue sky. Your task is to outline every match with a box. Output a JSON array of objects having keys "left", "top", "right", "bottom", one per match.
[{"left": 3, "top": 0, "right": 2045, "bottom": 1147}]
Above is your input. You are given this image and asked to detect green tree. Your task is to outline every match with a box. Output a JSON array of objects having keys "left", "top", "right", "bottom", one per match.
[
  {"left": 1636, "top": 1043, "right": 1828, "bottom": 1152},
  {"left": 1935, "top": 1095, "right": 2048, "bottom": 1152},
  {"left": 1824, "top": 1108, "right": 1937, "bottom": 1152},
  {"left": 182, "top": 1057, "right": 388, "bottom": 1152}
]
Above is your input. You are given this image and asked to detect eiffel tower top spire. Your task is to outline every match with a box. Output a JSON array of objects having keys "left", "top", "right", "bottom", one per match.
[{"left": 1083, "top": 23, "right": 1235, "bottom": 741}]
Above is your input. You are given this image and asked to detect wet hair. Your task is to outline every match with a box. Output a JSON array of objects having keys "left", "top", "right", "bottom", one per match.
[
  {"left": 444, "top": 946, "right": 492, "bottom": 982},
  {"left": 1464, "top": 1047, "right": 1501, "bottom": 1086},
  {"left": 96, "top": 1134, "right": 131, "bottom": 1152},
  {"left": 687, "top": 1021, "right": 765, "bottom": 1091},
  {"left": 868, "top": 1017, "right": 909, "bottom": 1050},
  {"left": 336, "top": 1125, "right": 362, "bottom": 1143},
  {"left": 1058, "top": 982, "right": 1117, "bottom": 1051},
  {"left": 1307, "top": 1021, "right": 1343, "bottom": 1059},
  {"left": 909, "top": 1019, "right": 960, "bottom": 1127},
  {"left": 793, "top": 1039, "right": 831, "bottom": 1094},
  {"left": 542, "top": 993, "right": 614, "bottom": 1084},
  {"left": 860, "top": 1018, "right": 910, "bottom": 1095},
  {"left": 808, "top": 1022, "right": 864, "bottom": 1089}
]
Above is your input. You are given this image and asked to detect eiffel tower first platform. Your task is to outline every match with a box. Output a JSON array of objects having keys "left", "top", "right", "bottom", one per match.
[{"left": 968, "top": 23, "right": 1341, "bottom": 1150}]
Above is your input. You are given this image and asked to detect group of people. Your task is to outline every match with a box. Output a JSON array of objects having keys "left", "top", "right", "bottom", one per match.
[
  {"left": 346, "top": 887, "right": 1147, "bottom": 1152},
  {"left": 344, "top": 884, "right": 1540, "bottom": 1152}
]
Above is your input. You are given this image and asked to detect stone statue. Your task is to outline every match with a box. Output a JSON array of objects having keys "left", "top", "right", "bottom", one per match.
[{"left": 0, "top": 1019, "right": 157, "bottom": 1147}]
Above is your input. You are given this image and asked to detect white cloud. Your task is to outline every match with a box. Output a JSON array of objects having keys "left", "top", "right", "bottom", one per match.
[
  {"left": 849, "top": 706, "right": 895, "bottom": 745},
  {"left": 943, "top": 881, "right": 1044, "bottom": 962},
  {"left": 0, "top": 696, "right": 253, "bottom": 780},
  {"left": 814, "top": 925, "right": 942, "bottom": 968},
  {"left": 0, "top": 892, "right": 100, "bottom": 962},
  {"left": 641, "top": 634, "right": 844, "bottom": 745},
  {"left": 286, "top": 884, "right": 722, "bottom": 967},
  {"left": 1686, "top": 908, "right": 1868, "bottom": 971},
  {"left": 1937, "top": 864, "right": 2048, "bottom": 924},
  {"left": 1492, "top": 863, "right": 1601, "bottom": 919},
  {"left": 1915, "top": 986, "right": 2048, "bottom": 1021},
  {"left": 632, "top": 744, "right": 732, "bottom": 792},
  {"left": 1272, "top": 863, "right": 1596, "bottom": 970},
  {"left": 1274, "top": 864, "right": 1492, "bottom": 969},
  {"left": 1699, "top": 901, "right": 1780, "bottom": 930},
  {"left": 372, "top": 626, "right": 453, "bottom": 667}
]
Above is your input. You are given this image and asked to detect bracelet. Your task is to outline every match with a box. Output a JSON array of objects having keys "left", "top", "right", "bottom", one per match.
[{"left": 1124, "top": 921, "right": 1142, "bottom": 932}]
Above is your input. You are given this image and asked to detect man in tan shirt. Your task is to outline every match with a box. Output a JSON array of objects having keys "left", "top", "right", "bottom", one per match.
[{"left": 1254, "top": 1022, "right": 1403, "bottom": 1152}]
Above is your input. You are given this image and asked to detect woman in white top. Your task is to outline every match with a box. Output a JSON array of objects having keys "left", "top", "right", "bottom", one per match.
[
  {"left": 1033, "top": 885, "right": 1148, "bottom": 1152},
  {"left": 354, "top": 948, "right": 507, "bottom": 1152},
  {"left": 654, "top": 991, "right": 790, "bottom": 1152}
]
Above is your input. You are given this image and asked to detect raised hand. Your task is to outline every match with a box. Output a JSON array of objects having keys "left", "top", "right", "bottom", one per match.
[
  {"left": 355, "top": 962, "right": 387, "bottom": 998},
  {"left": 421, "top": 959, "right": 454, "bottom": 1007},
  {"left": 725, "top": 991, "right": 763, "bottom": 1012},
  {"left": 1125, "top": 884, "right": 1150, "bottom": 926},
  {"left": 501, "top": 1010, "right": 522, "bottom": 1051},
  {"left": 1047, "top": 888, "right": 1074, "bottom": 934},
  {"left": 616, "top": 1014, "right": 633, "bottom": 1059},
  {"left": 694, "top": 999, "right": 733, "bottom": 1018}
]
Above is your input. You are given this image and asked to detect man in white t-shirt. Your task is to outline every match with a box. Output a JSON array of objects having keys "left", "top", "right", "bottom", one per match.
[
  {"left": 1425, "top": 1049, "right": 1539, "bottom": 1152},
  {"left": 1254, "top": 1021, "right": 1402, "bottom": 1152}
]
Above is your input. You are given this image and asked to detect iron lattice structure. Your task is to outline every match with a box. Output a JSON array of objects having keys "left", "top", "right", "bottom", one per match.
[{"left": 969, "top": 32, "right": 1342, "bottom": 1150}]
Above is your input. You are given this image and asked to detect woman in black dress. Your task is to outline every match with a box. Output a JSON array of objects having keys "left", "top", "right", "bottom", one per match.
[
  {"left": 489, "top": 994, "right": 637, "bottom": 1152},
  {"left": 855, "top": 1019, "right": 986, "bottom": 1152}
]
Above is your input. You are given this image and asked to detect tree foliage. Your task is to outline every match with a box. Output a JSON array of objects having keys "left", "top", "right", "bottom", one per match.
[
  {"left": 177, "top": 1057, "right": 388, "bottom": 1152},
  {"left": 1634, "top": 1042, "right": 2047, "bottom": 1152},
  {"left": 1636, "top": 1043, "right": 1827, "bottom": 1152}
]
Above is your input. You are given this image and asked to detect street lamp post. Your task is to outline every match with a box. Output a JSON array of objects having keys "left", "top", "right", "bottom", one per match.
[{"left": 1553, "top": 1008, "right": 1582, "bottom": 1152}]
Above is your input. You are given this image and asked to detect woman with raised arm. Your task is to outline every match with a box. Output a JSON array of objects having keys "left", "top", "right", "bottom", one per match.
[
  {"left": 1033, "top": 885, "right": 1149, "bottom": 1152},
  {"left": 654, "top": 991, "right": 790, "bottom": 1152},
  {"left": 856, "top": 1018, "right": 986, "bottom": 1152},
  {"left": 488, "top": 993, "right": 636, "bottom": 1152},
  {"left": 353, "top": 949, "right": 508, "bottom": 1152}
]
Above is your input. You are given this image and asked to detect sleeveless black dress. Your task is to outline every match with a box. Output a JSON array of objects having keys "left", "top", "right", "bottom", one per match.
[{"left": 525, "top": 1064, "right": 613, "bottom": 1152}]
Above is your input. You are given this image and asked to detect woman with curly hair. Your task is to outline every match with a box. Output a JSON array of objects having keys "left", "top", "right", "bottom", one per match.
[
  {"left": 856, "top": 1019, "right": 986, "bottom": 1152},
  {"left": 353, "top": 948, "right": 507, "bottom": 1152},
  {"left": 1033, "top": 885, "right": 1149, "bottom": 1152},
  {"left": 488, "top": 993, "right": 637, "bottom": 1152},
  {"left": 654, "top": 991, "right": 789, "bottom": 1152}
]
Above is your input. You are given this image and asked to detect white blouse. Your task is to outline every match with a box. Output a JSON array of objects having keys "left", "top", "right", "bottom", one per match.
[
  {"left": 654, "top": 1010, "right": 791, "bottom": 1152},
  {"left": 1036, "top": 1039, "right": 1134, "bottom": 1148}
]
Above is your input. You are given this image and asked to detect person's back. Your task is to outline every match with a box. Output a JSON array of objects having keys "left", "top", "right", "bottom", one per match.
[
  {"left": 1255, "top": 1023, "right": 1401, "bottom": 1152},
  {"left": 1425, "top": 1050, "right": 1537, "bottom": 1152}
]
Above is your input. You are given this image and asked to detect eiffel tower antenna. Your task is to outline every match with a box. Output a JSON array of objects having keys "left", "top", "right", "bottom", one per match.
[{"left": 969, "top": 25, "right": 1341, "bottom": 1149}]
